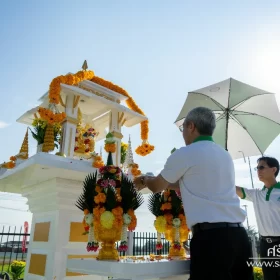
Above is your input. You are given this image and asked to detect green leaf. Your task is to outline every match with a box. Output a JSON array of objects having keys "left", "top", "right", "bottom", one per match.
[
  {"left": 147, "top": 192, "right": 162, "bottom": 216},
  {"left": 105, "top": 186, "right": 117, "bottom": 211},
  {"left": 76, "top": 171, "right": 98, "bottom": 213},
  {"left": 120, "top": 173, "right": 144, "bottom": 212}
]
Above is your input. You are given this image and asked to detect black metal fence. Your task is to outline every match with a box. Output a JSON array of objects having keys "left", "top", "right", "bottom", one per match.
[
  {"left": 0, "top": 226, "right": 29, "bottom": 274},
  {"left": 0, "top": 225, "right": 191, "bottom": 273}
]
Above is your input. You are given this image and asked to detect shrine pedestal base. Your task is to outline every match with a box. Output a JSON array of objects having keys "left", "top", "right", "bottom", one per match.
[{"left": 67, "top": 258, "right": 190, "bottom": 280}]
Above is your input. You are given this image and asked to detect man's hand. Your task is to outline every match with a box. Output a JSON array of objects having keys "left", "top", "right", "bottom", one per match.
[{"left": 133, "top": 176, "right": 147, "bottom": 191}]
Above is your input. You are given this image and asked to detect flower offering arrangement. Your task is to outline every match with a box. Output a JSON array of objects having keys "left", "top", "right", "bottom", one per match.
[
  {"left": 92, "top": 152, "right": 104, "bottom": 168},
  {"left": 148, "top": 189, "right": 190, "bottom": 258},
  {"left": 76, "top": 151, "right": 144, "bottom": 260},
  {"left": 30, "top": 113, "right": 63, "bottom": 152}
]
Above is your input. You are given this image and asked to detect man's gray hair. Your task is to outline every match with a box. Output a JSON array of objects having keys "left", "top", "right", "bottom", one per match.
[{"left": 184, "top": 107, "right": 216, "bottom": 136}]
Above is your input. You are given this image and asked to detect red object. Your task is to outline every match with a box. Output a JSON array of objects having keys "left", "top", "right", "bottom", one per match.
[{"left": 22, "top": 221, "right": 28, "bottom": 253}]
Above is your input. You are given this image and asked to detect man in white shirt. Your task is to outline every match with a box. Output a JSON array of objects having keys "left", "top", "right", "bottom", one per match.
[
  {"left": 134, "top": 107, "right": 253, "bottom": 280},
  {"left": 236, "top": 156, "right": 280, "bottom": 280}
]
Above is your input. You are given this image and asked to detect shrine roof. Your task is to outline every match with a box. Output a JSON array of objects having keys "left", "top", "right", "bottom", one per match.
[{"left": 17, "top": 79, "right": 147, "bottom": 141}]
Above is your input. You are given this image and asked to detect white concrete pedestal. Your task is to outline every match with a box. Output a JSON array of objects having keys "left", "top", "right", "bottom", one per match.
[
  {"left": 67, "top": 258, "right": 190, "bottom": 280},
  {"left": 0, "top": 153, "right": 103, "bottom": 280}
]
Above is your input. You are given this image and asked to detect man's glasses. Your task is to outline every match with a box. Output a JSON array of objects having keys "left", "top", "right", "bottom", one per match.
[
  {"left": 254, "top": 166, "right": 266, "bottom": 171},
  {"left": 179, "top": 125, "right": 183, "bottom": 132}
]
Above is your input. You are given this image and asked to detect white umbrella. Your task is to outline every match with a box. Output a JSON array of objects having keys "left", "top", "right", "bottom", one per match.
[{"left": 175, "top": 78, "right": 280, "bottom": 159}]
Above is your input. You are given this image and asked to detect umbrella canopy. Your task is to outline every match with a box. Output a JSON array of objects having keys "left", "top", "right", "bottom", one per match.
[{"left": 175, "top": 78, "right": 280, "bottom": 159}]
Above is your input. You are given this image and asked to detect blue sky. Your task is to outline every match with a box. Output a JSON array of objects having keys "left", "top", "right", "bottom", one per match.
[{"left": 1, "top": 0, "right": 280, "bottom": 233}]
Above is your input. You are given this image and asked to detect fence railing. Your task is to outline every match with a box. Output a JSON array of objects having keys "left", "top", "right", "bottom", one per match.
[
  {"left": 0, "top": 225, "right": 191, "bottom": 272},
  {"left": 0, "top": 226, "right": 29, "bottom": 274},
  {"left": 0, "top": 225, "right": 259, "bottom": 273}
]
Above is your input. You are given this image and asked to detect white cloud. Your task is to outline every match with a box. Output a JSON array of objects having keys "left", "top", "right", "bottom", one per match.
[{"left": 0, "top": 121, "right": 9, "bottom": 128}]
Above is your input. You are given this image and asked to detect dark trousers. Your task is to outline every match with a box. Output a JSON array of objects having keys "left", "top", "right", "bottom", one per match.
[
  {"left": 189, "top": 226, "right": 253, "bottom": 280},
  {"left": 260, "top": 238, "right": 280, "bottom": 280}
]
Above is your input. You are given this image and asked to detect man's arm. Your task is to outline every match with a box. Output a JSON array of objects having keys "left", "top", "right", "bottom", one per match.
[
  {"left": 236, "top": 186, "right": 246, "bottom": 199},
  {"left": 236, "top": 186, "right": 255, "bottom": 202},
  {"left": 144, "top": 175, "right": 171, "bottom": 193},
  {"left": 134, "top": 147, "right": 189, "bottom": 193},
  {"left": 168, "top": 181, "right": 180, "bottom": 191},
  {"left": 144, "top": 176, "right": 180, "bottom": 193}
]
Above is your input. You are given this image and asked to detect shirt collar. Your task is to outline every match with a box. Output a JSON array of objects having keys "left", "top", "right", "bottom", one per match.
[
  {"left": 193, "top": 135, "right": 214, "bottom": 143},
  {"left": 262, "top": 182, "right": 280, "bottom": 201},
  {"left": 262, "top": 182, "right": 280, "bottom": 190}
]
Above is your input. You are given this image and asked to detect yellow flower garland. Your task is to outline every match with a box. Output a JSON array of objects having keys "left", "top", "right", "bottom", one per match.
[
  {"left": 90, "top": 76, "right": 154, "bottom": 156},
  {"left": 46, "top": 70, "right": 154, "bottom": 156}
]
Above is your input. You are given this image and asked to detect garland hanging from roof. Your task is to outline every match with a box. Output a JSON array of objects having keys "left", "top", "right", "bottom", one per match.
[{"left": 43, "top": 69, "right": 154, "bottom": 156}]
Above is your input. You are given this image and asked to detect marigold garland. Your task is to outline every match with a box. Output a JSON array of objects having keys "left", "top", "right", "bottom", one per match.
[
  {"left": 135, "top": 141, "right": 155, "bottom": 157},
  {"left": 49, "top": 70, "right": 94, "bottom": 104},
  {"left": 37, "top": 107, "right": 66, "bottom": 124},
  {"left": 10, "top": 156, "right": 17, "bottom": 162},
  {"left": 130, "top": 163, "right": 141, "bottom": 177},
  {"left": 47, "top": 69, "right": 154, "bottom": 156},
  {"left": 1, "top": 161, "right": 15, "bottom": 169},
  {"left": 90, "top": 76, "right": 154, "bottom": 156}
]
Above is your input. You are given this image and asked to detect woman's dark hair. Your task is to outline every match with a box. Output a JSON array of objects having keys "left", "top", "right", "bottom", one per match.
[{"left": 257, "top": 156, "right": 279, "bottom": 177}]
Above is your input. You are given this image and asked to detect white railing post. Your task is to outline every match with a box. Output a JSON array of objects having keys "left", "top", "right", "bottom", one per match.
[
  {"left": 128, "top": 231, "right": 134, "bottom": 256},
  {"left": 251, "top": 235, "right": 258, "bottom": 260}
]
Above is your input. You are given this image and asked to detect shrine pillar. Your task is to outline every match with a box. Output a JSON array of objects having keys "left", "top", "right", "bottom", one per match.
[
  {"left": 60, "top": 94, "right": 80, "bottom": 157},
  {"left": 109, "top": 109, "right": 124, "bottom": 166}
]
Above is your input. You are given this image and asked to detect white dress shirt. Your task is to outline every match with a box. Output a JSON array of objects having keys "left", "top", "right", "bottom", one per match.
[{"left": 160, "top": 136, "right": 246, "bottom": 228}]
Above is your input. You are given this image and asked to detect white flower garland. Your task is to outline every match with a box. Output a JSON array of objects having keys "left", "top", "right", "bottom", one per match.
[
  {"left": 85, "top": 213, "right": 99, "bottom": 251},
  {"left": 119, "top": 213, "right": 132, "bottom": 252},
  {"left": 172, "top": 218, "right": 181, "bottom": 245}
]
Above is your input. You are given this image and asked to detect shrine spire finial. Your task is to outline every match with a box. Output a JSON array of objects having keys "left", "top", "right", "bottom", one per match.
[
  {"left": 82, "top": 60, "right": 88, "bottom": 71},
  {"left": 124, "top": 135, "right": 134, "bottom": 168}
]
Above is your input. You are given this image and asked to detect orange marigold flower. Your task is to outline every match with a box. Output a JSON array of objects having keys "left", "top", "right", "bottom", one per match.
[
  {"left": 112, "top": 206, "right": 123, "bottom": 217},
  {"left": 94, "top": 193, "right": 106, "bottom": 204},
  {"left": 161, "top": 203, "right": 172, "bottom": 211},
  {"left": 104, "top": 143, "right": 116, "bottom": 153}
]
